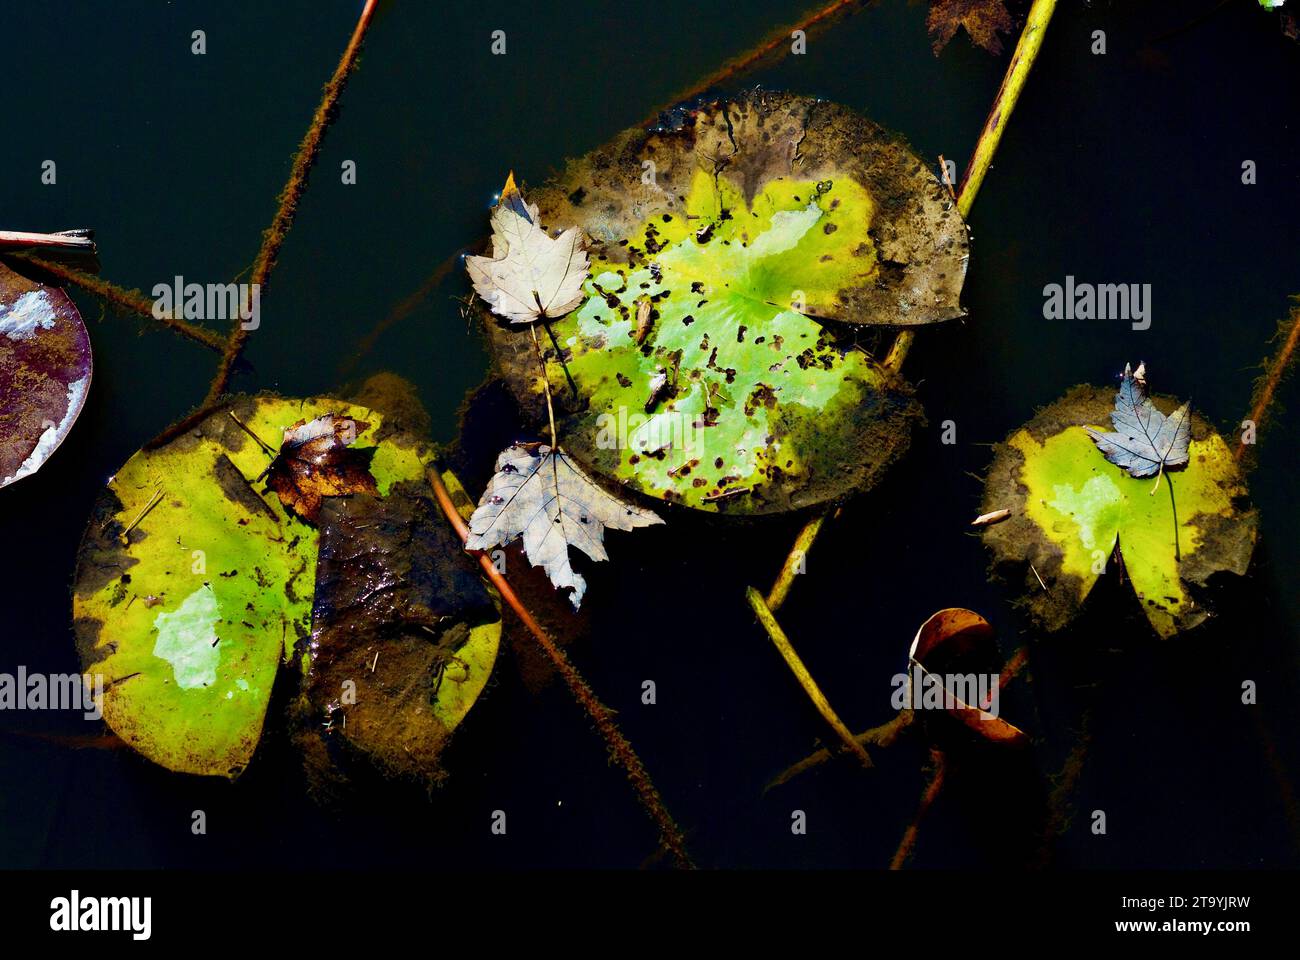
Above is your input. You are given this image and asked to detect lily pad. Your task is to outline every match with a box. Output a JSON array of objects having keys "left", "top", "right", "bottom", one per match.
[
  {"left": 980, "top": 385, "right": 1257, "bottom": 638},
  {"left": 71, "top": 394, "right": 496, "bottom": 778},
  {"left": 481, "top": 91, "right": 967, "bottom": 514},
  {"left": 0, "top": 259, "right": 92, "bottom": 488}
]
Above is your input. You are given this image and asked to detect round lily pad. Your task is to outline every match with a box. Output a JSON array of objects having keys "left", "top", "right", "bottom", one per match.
[
  {"left": 481, "top": 91, "right": 967, "bottom": 515},
  {"left": 981, "top": 385, "right": 1257, "bottom": 638},
  {"left": 72, "top": 394, "right": 499, "bottom": 778},
  {"left": 0, "top": 259, "right": 92, "bottom": 488}
]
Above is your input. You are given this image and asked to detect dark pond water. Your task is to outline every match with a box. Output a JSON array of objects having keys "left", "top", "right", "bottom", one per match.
[{"left": 2, "top": 0, "right": 1298, "bottom": 869}]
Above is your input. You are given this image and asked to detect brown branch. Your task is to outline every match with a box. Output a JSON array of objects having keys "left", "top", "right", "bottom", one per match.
[
  {"left": 205, "top": 0, "right": 381, "bottom": 404},
  {"left": 1237, "top": 298, "right": 1300, "bottom": 463},
  {"left": 428, "top": 466, "right": 695, "bottom": 870},
  {"left": 10, "top": 254, "right": 225, "bottom": 352},
  {"left": 638, "top": 0, "right": 866, "bottom": 127},
  {"left": 340, "top": 249, "right": 467, "bottom": 377},
  {"left": 889, "top": 747, "right": 946, "bottom": 870}
]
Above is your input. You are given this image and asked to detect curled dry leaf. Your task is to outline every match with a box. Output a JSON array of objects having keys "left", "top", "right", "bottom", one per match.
[
  {"left": 263, "top": 413, "right": 378, "bottom": 524},
  {"left": 466, "top": 443, "right": 663, "bottom": 609},
  {"left": 907, "top": 608, "right": 1027, "bottom": 745},
  {"left": 634, "top": 297, "right": 653, "bottom": 344},
  {"left": 0, "top": 260, "right": 92, "bottom": 488},
  {"left": 466, "top": 172, "right": 590, "bottom": 324}
]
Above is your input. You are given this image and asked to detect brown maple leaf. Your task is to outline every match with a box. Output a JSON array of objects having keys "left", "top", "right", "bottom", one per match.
[
  {"left": 928, "top": 0, "right": 1015, "bottom": 55},
  {"left": 263, "top": 414, "right": 377, "bottom": 524}
]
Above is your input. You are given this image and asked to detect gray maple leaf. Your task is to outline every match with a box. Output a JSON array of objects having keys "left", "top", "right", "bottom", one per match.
[
  {"left": 1085, "top": 362, "right": 1191, "bottom": 480},
  {"left": 465, "top": 444, "right": 662, "bottom": 609}
]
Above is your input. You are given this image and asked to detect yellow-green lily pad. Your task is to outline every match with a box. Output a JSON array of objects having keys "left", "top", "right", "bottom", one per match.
[
  {"left": 71, "top": 394, "right": 498, "bottom": 778},
  {"left": 481, "top": 91, "right": 967, "bottom": 515},
  {"left": 981, "top": 385, "right": 1257, "bottom": 637}
]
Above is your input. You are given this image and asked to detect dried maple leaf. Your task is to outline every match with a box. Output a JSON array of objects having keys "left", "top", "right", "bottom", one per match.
[
  {"left": 262, "top": 414, "right": 377, "bottom": 524},
  {"left": 465, "top": 443, "right": 663, "bottom": 609},
  {"left": 1085, "top": 362, "right": 1191, "bottom": 481},
  {"left": 466, "top": 173, "right": 590, "bottom": 324},
  {"left": 928, "top": 0, "right": 1015, "bottom": 55}
]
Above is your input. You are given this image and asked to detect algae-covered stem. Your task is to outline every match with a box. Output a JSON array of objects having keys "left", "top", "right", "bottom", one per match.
[
  {"left": 885, "top": 0, "right": 1057, "bottom": 375},
  {"left": 753, "top": 0, "right": 1058, "bottom": 763},
  {"left": 204, "top": 0, "right": 380, "bottom": 406},
  {"left": 1237, "top": 300, "right": 1300, "bottom": 463},
  {"left": 13, "top": 254, "right": 227, "bottom": 352},
  {"left": 142, "top": 0, "right": 382, "bottom": 451},
  {"left": 889, "top": 748, "right": 946, "bottom": 870},
  {"left": 745, "top": 587, "right": 872, "bottom": 769},
  {"left": 428, "top": 467, "right": 695, "bottom": 869}
]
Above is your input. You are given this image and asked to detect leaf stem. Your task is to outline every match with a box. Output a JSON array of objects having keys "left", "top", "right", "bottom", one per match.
[
  {"left": 541, "top": 318, "right": 580, "bottom": 399},
  {"left": 745, "top": 587, "right": 873, "bottom": 770},
  {"left": 529, "top": 325, "right": 558, "bottom": 449},
  {"left": 886, "top": 0, "right": 1057, "bottom": 376},
  {"left": 1166, "top": 471, "right": 1180, "bottom": 563}
]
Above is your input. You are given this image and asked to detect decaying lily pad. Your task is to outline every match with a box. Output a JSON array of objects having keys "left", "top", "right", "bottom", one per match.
[
  {"left": 981, "top": 385, "right": 1257, "bottom": 638},
  {"left": 480, "top": 90, "right": 967, "bottom": 514},
  {"left": 0, "top": 259, "right": 92, "bottom": 488},
  {"left": 71, "top": 394, "right": 470, "bottom": 778},
  {"left": 296, "top": 487, "right": 501, "bottom": 785}
]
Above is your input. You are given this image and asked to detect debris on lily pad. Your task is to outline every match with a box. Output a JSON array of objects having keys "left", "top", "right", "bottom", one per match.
[
  {"left": 1084, "top": 362, "right": 1190, "bottom": 482},
  {"left": 467, "top": 443, "right": 663, "bottom": 609},
  {"left": 980, "top": 380, "right": 1257, "bottom": 638},
  {"left": 295, "top": 485, "right": 501, "bottom": 787},
  {"left": 70, "top": 394, "right": 475, "bottom": 778},
  {"left": 0, "top": 259, "right": 92, "bottom": 489},
  {"left": 263, "top": 413, "right": 379, "bottom": 524},
  {"left": 480, "top": 91, "right": 966, "bottom": 514}
]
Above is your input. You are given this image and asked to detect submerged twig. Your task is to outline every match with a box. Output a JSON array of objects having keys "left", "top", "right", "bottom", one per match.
[
  {"left": 1237, "top": 298, "right": 1300, "bottom": 464},
  {"left": 765, "top": 511, "right": 832, "bottom": 611},
  {"left": 638, "top": 0, "right": 865, "bottom": 127},
  {"left": 11, "top": 254, "right": 226, "bottom": 352},
  {"left": 746, "top": 0, "right": 1057, "bottom": 779},
  {"left": 890, "top": 748, "right": 947, "bottom": 870},
  {"left": 745, "top": 587, "right": 873, "bottom": 769}
]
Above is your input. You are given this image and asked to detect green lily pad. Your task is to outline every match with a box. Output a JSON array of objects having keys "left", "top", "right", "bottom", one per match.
[
  {"left": 481, "top": 91, "right": 967, "bottom": 514},
  {"left": 980, "top": 385, "right": 1257, "bottom": 638},
  {"left": 71, "top": 394, "right": 498, "bottom": 778}
]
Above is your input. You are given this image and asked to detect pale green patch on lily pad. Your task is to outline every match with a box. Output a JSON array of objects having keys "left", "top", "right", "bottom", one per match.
[
  {"left": 71, "top": 393, "right": 495, "bottom": 778},
  {"left": 482, "top": 91, "right": 967, "bottom": 514},
  {"left": 981, "top": 385, "right": 1257, "bottom": 638}
]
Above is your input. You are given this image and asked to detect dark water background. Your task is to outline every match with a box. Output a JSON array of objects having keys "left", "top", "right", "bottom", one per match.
[{"left": 2, "top": 0, "right": 1298, "bottom": 869}]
